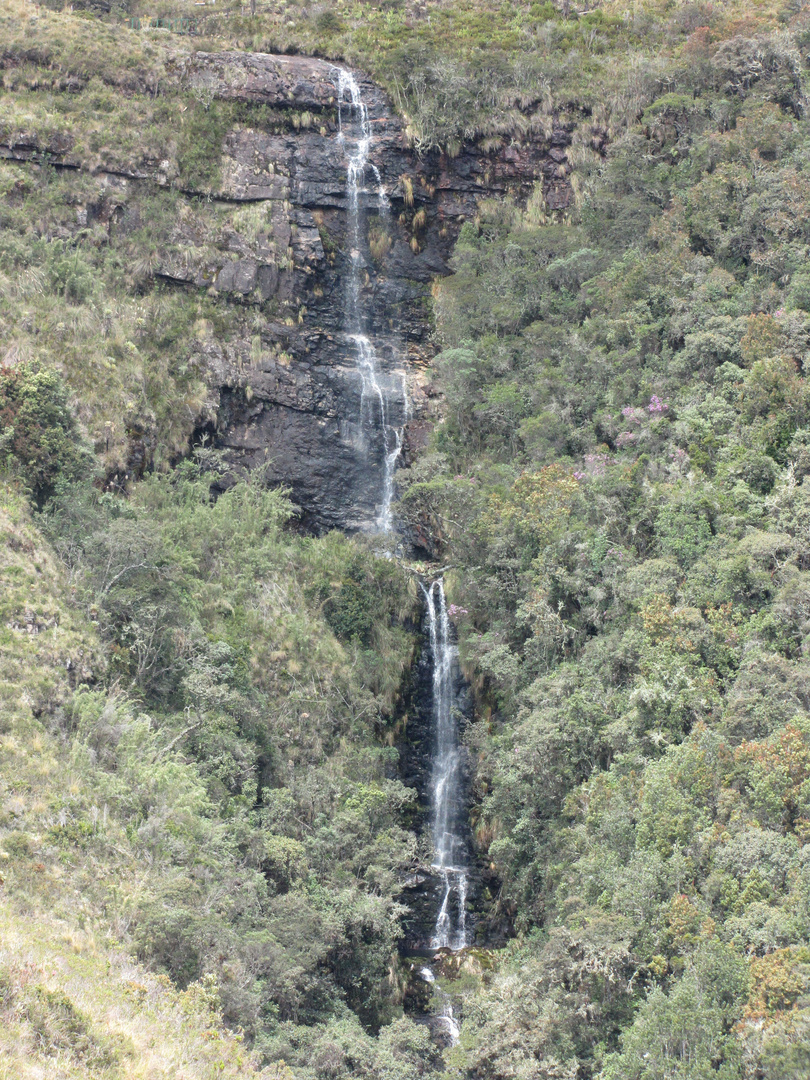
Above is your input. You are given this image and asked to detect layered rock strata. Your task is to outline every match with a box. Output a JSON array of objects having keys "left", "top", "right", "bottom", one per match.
[{"left": 1, "top": 50, "right": 573, "bottom": 530}]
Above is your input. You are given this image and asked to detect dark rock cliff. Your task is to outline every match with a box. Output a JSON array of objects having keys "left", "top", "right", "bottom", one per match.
[
  {"left": 398, "top": 599, "right": 477, "bottom": 952},
  {"left": 397, "top": 598, "right": 508, "bottom": 953},
  {"left": 1, "top": 50, "right": 571, "bottom": 531}
]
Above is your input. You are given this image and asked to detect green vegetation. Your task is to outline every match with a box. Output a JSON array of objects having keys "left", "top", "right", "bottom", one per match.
[
  {"left": 0, "top": 359, "right": 92, "bottom": 505},
  {"left": 4, "top": 0, "right": 810, "bottom": 1077},
  {"left": 393, "top": 4, "right": 810, "bottom": 1076},
  {"left": 0, "top": 483, "right": 275, "bottom": 1078},
  {"left": 0, "top": 456, "right": 424, "bottom": 1075},
  {"left": 1, "top": 0, "right": 797, "bottom": 160}
]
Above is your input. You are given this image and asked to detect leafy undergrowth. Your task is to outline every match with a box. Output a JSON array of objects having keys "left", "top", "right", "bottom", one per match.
[
  {"left": 0, "top": 917, "right": 281, "bottom": 1080},
  {"left": 0, "top": 485, "right": 280, "bottom": 1078},
  {"left": 394, "top": 6, "right": 810, "bottom": 1078},
  {"left": 0, "top": 470, "right": 425, "bottom": 1078}
]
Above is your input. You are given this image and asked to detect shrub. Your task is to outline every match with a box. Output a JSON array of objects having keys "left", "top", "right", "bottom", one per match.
[{"left": 0, "top": 360, "right": 92, "bottom": 507}]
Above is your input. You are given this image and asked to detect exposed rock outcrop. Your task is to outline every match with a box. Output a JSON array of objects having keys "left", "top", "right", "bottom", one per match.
[{"left": 1, "top": 50, "right": 573, "bottom": 530}]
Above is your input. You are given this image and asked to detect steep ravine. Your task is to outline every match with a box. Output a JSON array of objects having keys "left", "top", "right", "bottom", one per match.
[
  {"left": 322, "top": 65, "right": 492, "bottom": 1049},
  {"left": 326, "top": 63, "right": 476, "bottom": 970},
  {"left": 2, "top": 46, "right": 572, "bottom": 1045}
]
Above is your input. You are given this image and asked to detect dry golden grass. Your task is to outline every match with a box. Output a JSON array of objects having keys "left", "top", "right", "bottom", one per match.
[
  {"left": 0, "top": 0, "right": 188, "bottom": 89},
  {"left": 0, "top": 911, "right": 292, "bottom": 1079},
  {"left": 601, "top": 0, "right": 784, "bottom": 27}
]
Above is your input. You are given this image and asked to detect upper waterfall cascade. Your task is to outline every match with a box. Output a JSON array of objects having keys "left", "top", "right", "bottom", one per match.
[
  {"left": 423, "top": 580, "right": 471, "bottom": 951},
  {"left": 335, "top": 68, "right": 408, "bottom": 534}
]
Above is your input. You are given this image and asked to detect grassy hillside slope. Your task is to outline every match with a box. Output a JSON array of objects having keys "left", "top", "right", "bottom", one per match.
[
  {"left": 0, "top": 484, "right": 286, "bottom": 1078},
  {"left": 0, "top": 456, "right": 424, "bottom": 1075}
]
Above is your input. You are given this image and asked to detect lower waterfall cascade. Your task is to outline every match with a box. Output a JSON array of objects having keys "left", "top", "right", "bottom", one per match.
[
  {"left": 419, "top": 966, "right": 461, "bottom": 1047},
  {"left": 423, "top": 579, "right": 472, "bottom": 952}
]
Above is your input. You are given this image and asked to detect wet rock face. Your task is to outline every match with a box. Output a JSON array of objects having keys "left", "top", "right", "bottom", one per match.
[
  {"left": 398, "top": 603, "right": 481, "bottom": 952},
  {"left": 0, "top": 50, "right": 572, "bottom": 529},
  {"left": 397, "top": 598, "right": 513, "bottom": 951},
  {"left": 189, "top": 51, "right": 571, "bottom": 531}
]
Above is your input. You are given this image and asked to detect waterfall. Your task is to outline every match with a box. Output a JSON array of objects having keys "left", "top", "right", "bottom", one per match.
[
  {"left": 419, "top": 966, "right": 460, "bottom": 1046},
  {"left": 422, "top": 580, "right": 471, "bottom": 952},
  {"left": 335, "top": 68, "right": 408, "bottom": 533}
]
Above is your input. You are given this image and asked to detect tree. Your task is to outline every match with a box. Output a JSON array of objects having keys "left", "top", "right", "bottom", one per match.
[{"left": 0, "top": 360, "right": 91, "bottom": 507}]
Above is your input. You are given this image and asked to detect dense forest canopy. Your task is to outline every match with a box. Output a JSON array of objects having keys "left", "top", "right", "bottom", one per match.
[{"left": 2, "top": 0, "right": 810, "bottom": 1078}]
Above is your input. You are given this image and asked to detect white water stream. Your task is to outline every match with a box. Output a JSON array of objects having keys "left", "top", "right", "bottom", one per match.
[
  {"left": 335, "top": 68, "right": 469, "bottom": 1045},
  {"left": 419, "top": 966, "right": 460, "bottom": 1046},
  {"left": 422, "top": 580, "right": 470, "bottom": 952},
  {"left": 335, "top": 68, "right": 408, "bottom": 533}
]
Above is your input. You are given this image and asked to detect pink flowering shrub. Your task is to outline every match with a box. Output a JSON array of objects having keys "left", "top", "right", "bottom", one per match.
[
  {"left": 588, "top": 453, "right": 610, "bottom": 475},
  {"left": 575, "top": 452, "right": 612, "bottom": 480}
]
